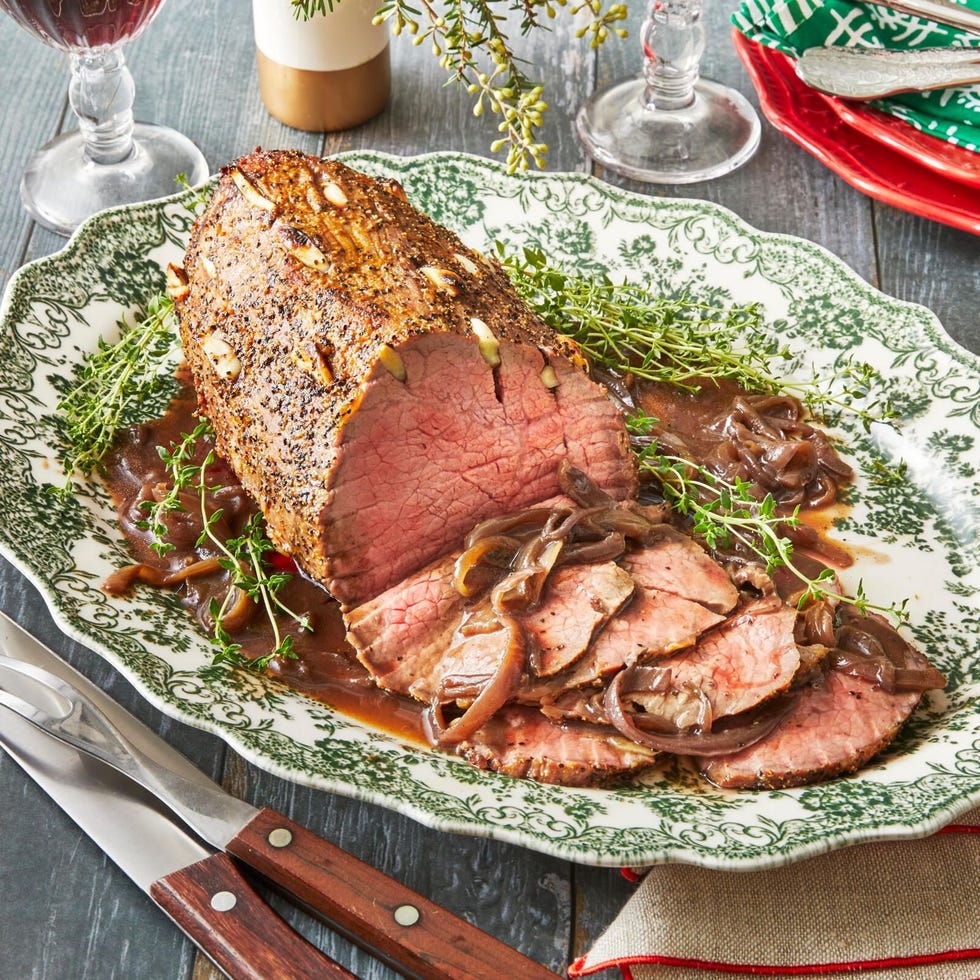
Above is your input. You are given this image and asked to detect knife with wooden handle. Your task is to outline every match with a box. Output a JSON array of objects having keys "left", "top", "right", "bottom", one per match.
[
  {"left": 0, "top": 679, "right": 355, "bottom": 979},
  {"left": 0, "top": 612, "right": 559, "bottom": 980}
]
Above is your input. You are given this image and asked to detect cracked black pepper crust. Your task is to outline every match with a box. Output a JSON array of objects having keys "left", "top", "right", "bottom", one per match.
[{"left": 174, "top": 149, "right": 611, "bottom": 593}]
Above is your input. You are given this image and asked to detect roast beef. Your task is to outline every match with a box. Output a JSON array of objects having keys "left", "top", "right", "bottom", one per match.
[
  {"left": 173, "top": 149, "right": 635, "bottom": 607},
  {"left": 696, "top": 605, "right": 946, "bottom": 791},
  {"left": 348, "top": 554, "right": 634, "bottom": 701},
  {"left": 653, "top": 598, "right": 800, "bottom": 720},
  {"left": 456, "top": 704, "right": 658, "bottom": 786},
  {"left": 167, "top": 150, "right": 944, "bottom": 793},
  {"left": 536, "top": 598, "right": 799, "bottom": 728}
]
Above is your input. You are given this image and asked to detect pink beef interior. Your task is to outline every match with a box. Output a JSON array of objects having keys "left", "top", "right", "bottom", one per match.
[{"left": 321, "top": 333, "right": 633, "bottom": 606}]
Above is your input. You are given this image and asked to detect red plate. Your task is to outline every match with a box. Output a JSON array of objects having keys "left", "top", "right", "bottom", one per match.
[
  {"left": 734, "top": 31, "right": 980, "bottom": 236},
  {"left": 827, "top": 99, "right": 980, "bottom": 188}
]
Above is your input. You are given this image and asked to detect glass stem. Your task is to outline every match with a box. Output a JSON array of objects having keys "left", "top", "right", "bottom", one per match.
[
  {"left": 68, "top": 47, "right": 136, "bottom": 165},
  {"left": 641, "top": 0, "right": 706, "bottom": 111}
]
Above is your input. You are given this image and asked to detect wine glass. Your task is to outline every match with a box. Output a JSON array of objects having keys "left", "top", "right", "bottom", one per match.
[
  {"left": 0, "top": 0, "right": 208, "bottom": 235},
  {"left": 576, "top": 0, "right": 760, "bottom": 183}
]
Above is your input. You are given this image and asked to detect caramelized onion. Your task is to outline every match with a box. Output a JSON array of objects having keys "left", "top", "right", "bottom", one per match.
[
  {"left": 103, "top": 556, "right": 224, "bottom": 594},
  {"left": 830, "top": 622, "right": 946, "bottom": 694},
  {"left": 491, "top": 538, "right": 563, "bottom": 612},
  {"left": 453, "top": 467, "right": 668, "bottom": 611},
  {"left": 559, "top": 461, "right": 616, "bottom": 508},
  {"left": 422, "top": 615, "right": 526, "bottom": 746},
  {"left": 453, "top": 534, "right": 522, "bottom": 597},
  {"left": 796, "top": 599, "right": 837, "bottom": 648},
  {"left": 603, "top": 666, "right": 794, "bottom": 756}
]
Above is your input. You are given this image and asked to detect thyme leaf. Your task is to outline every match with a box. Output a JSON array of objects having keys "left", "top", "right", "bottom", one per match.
[
  {"left": 140, "top": 419, "right": 311, "bottom": 670},
  {"left": 627, "top": 411, "right": 908, "bottom": 624},
  {"left": 502, "top": 246, "right": 892, "bottom": 427},
  {"left": 56, "top": 293, "right": 177, "bottom": 483}
]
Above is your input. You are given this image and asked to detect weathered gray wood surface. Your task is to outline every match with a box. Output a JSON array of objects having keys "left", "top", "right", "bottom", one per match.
[{"left": 0, "top": 0, "right": 977, "bottom": 977}]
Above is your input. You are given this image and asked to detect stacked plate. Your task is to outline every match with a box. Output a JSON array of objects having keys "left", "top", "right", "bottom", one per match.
[{"left": 734, "top": 31, "right": 980, "bottom": 235}]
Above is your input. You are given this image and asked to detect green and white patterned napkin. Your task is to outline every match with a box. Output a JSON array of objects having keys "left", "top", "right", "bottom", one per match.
[{"left": 733, "top": 0, "right": 980, "bottom": 153}]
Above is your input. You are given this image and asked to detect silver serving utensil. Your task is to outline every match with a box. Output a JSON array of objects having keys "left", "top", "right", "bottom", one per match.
[
  {"left": 0, "top": 660, "right": 355, "bottom": 979},
  {"left": 796, "top": 45, "right": 980, "bottom": 99},
  {"left": 0, "top": 616, "right": 559, "bottom": 980},
  {"left": 872, "top": 0, "right": 980, "bottom": 35}
]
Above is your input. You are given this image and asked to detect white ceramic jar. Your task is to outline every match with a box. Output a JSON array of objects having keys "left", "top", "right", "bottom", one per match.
[{"left": 252, "top": 0, "right": 390, "bottom": 131}]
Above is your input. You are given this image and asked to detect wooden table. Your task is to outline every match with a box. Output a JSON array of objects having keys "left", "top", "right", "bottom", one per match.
[{"left": 0, "top": 2, "right": 977, "bottom": 977}]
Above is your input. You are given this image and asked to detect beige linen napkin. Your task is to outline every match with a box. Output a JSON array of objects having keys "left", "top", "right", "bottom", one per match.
[{"left": 570, "top": 809, "right": 979, "bottom": 980}]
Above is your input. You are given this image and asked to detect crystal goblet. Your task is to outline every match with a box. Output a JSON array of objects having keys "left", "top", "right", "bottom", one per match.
[
  {"left": 0, "top": 0, "right": 208, "bottom": 235},
  {"left": 576, "top": 0, "right": 761, "bottom": 183}
]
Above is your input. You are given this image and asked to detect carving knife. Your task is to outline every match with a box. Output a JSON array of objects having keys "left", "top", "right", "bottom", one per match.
[
  {"left": 0, "top": 612, "right": 559, "bottom": 980},
  {"left": 0, "top": 684, "right": 355, "bottom": 979}
]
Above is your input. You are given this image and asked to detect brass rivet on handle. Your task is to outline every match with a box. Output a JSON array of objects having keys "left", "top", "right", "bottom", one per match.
[
  {"left": 393, "top": 904, "right": 420, "bottom": 927},
  {"left": 211, "top": 891, "right": 237, "bottom": 912},
  {"left": 268, "top": 827, "right": 293, "bottom": 848}
]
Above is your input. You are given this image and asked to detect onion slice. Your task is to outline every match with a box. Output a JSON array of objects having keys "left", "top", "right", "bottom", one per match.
[
  {"left": 603, "top": 667, "right": 794, "bottom": 757},
  {"left": 422, "top": 615, "right": 526, "bottom": 747}
]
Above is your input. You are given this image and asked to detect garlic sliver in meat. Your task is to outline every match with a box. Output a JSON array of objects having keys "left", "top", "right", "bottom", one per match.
[
  {"left": 231, "top": 168, "right": 275, "bottom": 211},
  {"left": 470, "top": 317, "right": 500, "bottom": 368},
  {"left": 420, "top": 265, "right": 461, "bottom": 297},
  {"left": 166, "top": 263, "right": 189, "bottom": 301},
  {"left": 454, "top": 252, "right": 480, "bottom": 276},
  {"left": 321, "top": 179, "right": 348, "bottom": 207},
  {"left": 199, "top": 255, "right": 217, "bottom": 279},
  {"left": 288, "top": 239, "right": 330, "bottom": 272},
  {"left": 540, "top": 365, "right": 559, "bottom": 389},
  {"left": 378, "top": 344, "right": 406, "bottom": 382},
  {"left": 292, "top": 340, "right": 334, "bottom": 387},
  {"left": 202, "top": 332, "right": 242, "bottom": 381}
]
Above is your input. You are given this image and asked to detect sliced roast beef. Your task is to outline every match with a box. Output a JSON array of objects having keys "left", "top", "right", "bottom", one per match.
[
  {"left": 542, "top": 533, "right": 738, "bottom": 688},
  {"left": 349, "top": 556, "right": 634, "bottom": 701},
  {"left": 537, "top": 598, "right": 799, "bottom": 729},
  {"left": 522, "top": 561, "right": 634, "bottom": 677},
  {"left": 698, "top": 667, "right": 923, "bottom": 790},
  {"left": 344, "top": 554, "right": 462, "bottom": 696},
  {"left": 174, "top": 149, "right": 634, "bottom": 607},
  {"left": 569, "top": 587, "right": 726, "bottom": 686},
  {"left": 621, "top": 530, "right": 739, "bottom": 614},
  {"left": 456, "top": 704, "right": 658, "bottom": 786},
  {"left": 649, "top": 598, "right": 800, "bottom": 721}
]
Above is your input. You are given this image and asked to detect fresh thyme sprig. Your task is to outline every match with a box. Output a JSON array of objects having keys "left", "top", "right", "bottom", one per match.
[
  {"left": 57, "top": 293, "right": 177, "bottom": 482},
  {"left": 141, "top": 420, "right": 312, "bottom": 670},
  {"left": 292, "top": 0, "right": 627, "bottom": 172},
  {"left": 503, "top": 247, "right": 891, "bottom": 427},
  {"left": 626, "top": 413, "right": 908, "bottom": 624}
]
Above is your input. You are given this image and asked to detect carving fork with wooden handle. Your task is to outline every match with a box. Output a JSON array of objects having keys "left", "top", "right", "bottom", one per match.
[{"left": 0, "top": 613, "right": 558, "bottom": 980}]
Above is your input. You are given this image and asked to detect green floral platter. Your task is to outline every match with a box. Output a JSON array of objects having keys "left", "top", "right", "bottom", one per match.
[{"left": 0, "top": 151, "right": 977, "bottom": 870}]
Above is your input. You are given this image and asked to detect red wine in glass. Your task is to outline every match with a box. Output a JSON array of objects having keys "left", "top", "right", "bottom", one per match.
[{"left": 0, "top": 0, "right": 208, "bottom": 235}]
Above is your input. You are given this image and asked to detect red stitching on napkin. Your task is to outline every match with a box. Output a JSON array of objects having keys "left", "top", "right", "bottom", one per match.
[{"left": 569, "top": 948, "right": 980, "bottom": 977}]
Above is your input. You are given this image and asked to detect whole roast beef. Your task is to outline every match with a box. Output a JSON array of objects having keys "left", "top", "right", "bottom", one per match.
[{"left": 172, "top": 149, "right": 635, "bottom": 608}]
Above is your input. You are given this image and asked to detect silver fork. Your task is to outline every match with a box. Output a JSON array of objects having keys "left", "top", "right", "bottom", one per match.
[{"left": 0, "top": 654, "right": 239, "bottom": 845}]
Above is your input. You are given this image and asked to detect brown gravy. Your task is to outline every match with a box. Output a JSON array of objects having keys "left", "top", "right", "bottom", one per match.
[{"left": 102, "top": 377, "right": 853, "bottom": 747}]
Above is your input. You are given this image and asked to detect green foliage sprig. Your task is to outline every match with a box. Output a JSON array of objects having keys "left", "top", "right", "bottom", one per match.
[
  {"left": 503, "top": 246, "right": 891, "bottom": 427},
  {"left": 627, "top": 412, "right": 909, "bottom": 623},
  {"left": 292, "top": 0, "right": 628, "bottom": 172},
  {"left": 141, "top": 420, "right": 312, "bottom": 670},
  {"left": 57, "top": 294, "right": 178, "bottom": 483}
]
